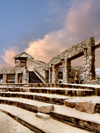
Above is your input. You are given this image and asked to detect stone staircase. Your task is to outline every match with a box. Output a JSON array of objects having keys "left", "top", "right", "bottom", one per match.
[
  {"left": 29, "top": 71, "right": 43, "bottom": 83},
  {"left": 34, "top": 69, "right": 45, "bottom": 83},
  {"left": 0, "top": 84, "right": 100, "bottom": 133}
]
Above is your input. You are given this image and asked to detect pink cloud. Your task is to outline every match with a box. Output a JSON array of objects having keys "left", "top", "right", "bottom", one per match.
[
  {"left": 1, "top": 47, "right": 19, "bottom": 67},
  {"left": 25, "top": 1, "right": 100, "bottom": 66},
  {"left": 25, "top": 34, "right": 66, "bottom": 63},
  {"left": 1, "top": 0, "right": 100, "bottom": 68}
]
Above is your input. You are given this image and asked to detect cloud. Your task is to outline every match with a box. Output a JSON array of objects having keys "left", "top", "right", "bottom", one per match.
[
  {"left": 1, "top": 47, "right": 19, "bottom": 67},
  {"left": 0, "top": 62, "right": 11, "bottom": 68},
  {"left": 25, "top": 0, "right": 100, "bottom": 66},
  {"left": 25, "top": 33, "right": 66, "bottom": 63},
  {"left": 1, "top": 0, "right": 100, "bottom": 68},
  {"left": 66, "top": 0, "right": 100, "bottom": 40}
]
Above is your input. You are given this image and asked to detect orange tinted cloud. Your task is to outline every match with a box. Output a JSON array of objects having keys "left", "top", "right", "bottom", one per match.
[
  {"left": 1, "top": 47, "right": 19, "bottom": 67},
  {"left": 25, "top": 33, "right": 68, "bottom": 63},
  {"left": 1, "top": 0, "right": 100, "bottom": 68}
]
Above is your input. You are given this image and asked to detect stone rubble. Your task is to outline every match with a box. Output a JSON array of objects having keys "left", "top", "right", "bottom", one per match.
[
  {"left": 75, "top": 101, "right": 96, "bottom": 114},
  {"left": 38, "top": 104, "right": 54, "bottom": 113},
  {"left": 35, "top": 112, "right": 50, "bottom": 120}
]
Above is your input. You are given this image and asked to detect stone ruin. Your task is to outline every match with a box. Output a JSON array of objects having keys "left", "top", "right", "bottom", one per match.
[
  {"left": 44, "top": 37, "right": 100, "bottom": 84},
  {"left": 0, "top": 37, "right": 100, "bottom": 133},
  {"left": 0, "top": 37, "right": 100, "bottom": 85}
]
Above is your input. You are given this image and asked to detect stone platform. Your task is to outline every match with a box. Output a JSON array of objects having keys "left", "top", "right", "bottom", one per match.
[
  {"left": 0, "top": 104, "right": 91, "bottom": 133},
  {"left": 0, "top": 84, "right": 100, "bottom": 132}
]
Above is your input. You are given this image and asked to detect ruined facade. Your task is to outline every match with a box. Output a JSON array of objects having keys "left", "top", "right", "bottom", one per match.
[
  {"left": 0, "top": 52, "right": 45, "bottom": 84},
  {"left": 44, "top": 37, "right": 95, "bottom": 84},
  {"left": 0, "top": 37, "right": 99, "bottom": 84},
  {"left": 14, "top": 51, "right": 45, "bottom": 71},
  {"left": 0, "top": 67, "right": 28, "bottom": 84}
]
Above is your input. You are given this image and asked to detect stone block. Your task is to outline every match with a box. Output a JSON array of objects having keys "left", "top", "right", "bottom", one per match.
[
  {"left": 64, "top": 100, "right": 75, "bottom": 108},
  {"left": 75, "top": 101, "right": 96, "bottom": 114},
  {"left": 38, "top": 104, "right": 54, "bottom": 113},
  {"left": 35, "top": 112, "right": 50, "bottom": 120}
]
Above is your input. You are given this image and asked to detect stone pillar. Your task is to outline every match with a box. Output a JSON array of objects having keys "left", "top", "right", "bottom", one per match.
[
  {"left": 52, "top": 65, "right": 55, "bottom": 83},
  {"left": 27, "top": 72, "right": 29, "bottom": 83},
  {"left": 67, "top": 59, "right": 71, "bottom": 83},
  {"left": 62, "top": 59, "right": 71, "bottom": 84},
  {"left": 84, "top": 38, "right": 95, "bottom": 83},
  {"left": 49, "top": 68, "right": 52, "bottom": 83},
  {"left": 52, "top": 65, "right": 59, "bottom": 83},
  {"left": 3, "top": 74, "right": 7, "bottom": 83},
  {"left": 55, "top": 65, "right": 59, "bottom": 83},
  {"left": 62, "top": 59, "right": 67, "bottom": 84},
  {"left": 23, "top": 68, "right": 29, "bottom": 84},
  {"left": 15, "top": 73, "right": 18, "bottom": 83},
  {"left": 84, "top": 48, "right": 87, "bottom": 80},
  {"left": 91, "top": 46, "right": 95, "bottom": 79},
  {"left": 45, "top": 70, "right": 48, "bottom": 83}
]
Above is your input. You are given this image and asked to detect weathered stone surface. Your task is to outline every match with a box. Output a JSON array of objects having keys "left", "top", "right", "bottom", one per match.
[
  {"left": 51, "top": 111, "right": 100, "bottom": 133},
  {"left": 35, "top": 112, "right": 50, "bottom": 120},
  {"left": 38, "top": 104, "right": 54, "bottom": 113},
  {"left": 75, "top": 102, "right": 96, "bottom": 114},
  {"left": 64, "top": 100, "right": 75, "bottom": 108},
  {"left": 44, "top": 37, "right": 96, "bottom": 84}
]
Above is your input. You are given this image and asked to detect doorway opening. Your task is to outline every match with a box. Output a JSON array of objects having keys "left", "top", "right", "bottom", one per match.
[{"left": 71, "top": 56, "right": 84, "bottom": 84}]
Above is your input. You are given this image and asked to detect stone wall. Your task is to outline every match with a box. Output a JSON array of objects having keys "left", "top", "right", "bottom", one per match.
[
  {"left": 44, "top": 37, "right": 95, "bottom": 84},
  {"left": 49, "top": 37, "right": 95, "bottom": 66},
  {"left": 27, "top": 58, "right": 45, "bottom": 71},
  {"left": 0, "top": 67, "right": 26, "bottom": 74},
  {"left": 34, "top": 64, "right": 46, "bottom": 78},
  {"left": 0, "top": 67, "right": 28, "bottom": 84},
  {"left": 0, "top": 67, "right": 16, "bottom": 74}
]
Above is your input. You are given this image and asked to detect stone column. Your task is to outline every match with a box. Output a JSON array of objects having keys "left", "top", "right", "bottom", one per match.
[
  {"left": 51, "top": 64, "right": 59, "bottom": 83},
  {"left": 52, "top": 65, "right": 55, "bottom": 83},
  {"left": 3, "top": 74, "right": 7, "bottom": 83},
  {"left": 62, "top": 59, "right": 71, "bottom": 84},
  {"left": 49, "top": 68, "right": 52, "bottom": 83},
  {"left": 55, "top": 65, "right": 59, "bottom": 83},
  {"left": 84, "top": 39, "right": 95, "bottom": 83},
  {"left": 26, "top": 70, "right": 29, "bottom": 84},
  {"left": 84, "top": 48, "right": 87, "bottom": 80},
  {"left": 45, "top": 70, "right": 48, "bottom": 83},
  {"left": 23, "top": 68, "right": 29, "bottom": 84},
  {"left": 62, "top": 59, "right": 67, "bottom": 83},
  {"left": 67, "top": 59, "right": 71, "bottom": 83},
  {"left": 15, "top": 73, "right": 18, "bottom": 83}
]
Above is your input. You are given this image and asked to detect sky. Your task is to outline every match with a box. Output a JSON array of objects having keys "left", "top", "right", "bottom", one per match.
[{"left": 0, "top": 0, "right": 100, "bottom": 68}]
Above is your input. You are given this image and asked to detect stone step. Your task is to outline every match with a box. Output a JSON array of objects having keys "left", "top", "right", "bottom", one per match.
[
  {"left": 28, "top": 88, "right": 94, "bottom": 96},
  {"left": 0, "top": 98, "right": 100, "bottom": 132},
  {"left": 0, "top": 104, "right": 91, "bottom": 133},
  {"left": 0, "top": 87, "right": 94, "bottom": 96},
  {"left": 64, "top": 97, "right": 100, "bottom": 114},
  {"left": 0, "top": 96, "right": 100, "bottom": 114},
  {"left": 0, "top": 92, "right": 70, "bottom": 104},
  {"left": 1, "top": 93, "right": 100, "bottom": 114},
  {"left": 0, "top": 90, "right": 94, "bottom": 105},
  {"left": 0, "top": 97, "right": 57, "bottom": 113},
  {"left": 0, "top": 111, "right": 34, "bottom": 133},
  {"left": 0, "top": 83, "right": 100, "bottom": 92}
]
